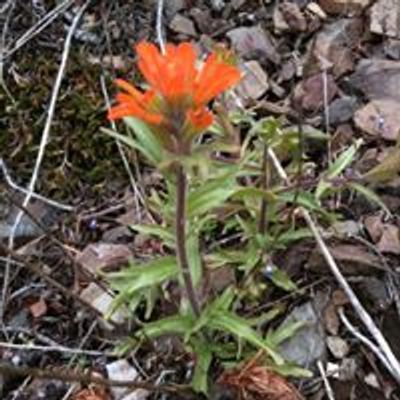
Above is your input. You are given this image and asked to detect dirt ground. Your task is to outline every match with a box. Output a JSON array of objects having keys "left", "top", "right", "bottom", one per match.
[{"left": 1, "top": 1, "right": 400, "bottom": 399}]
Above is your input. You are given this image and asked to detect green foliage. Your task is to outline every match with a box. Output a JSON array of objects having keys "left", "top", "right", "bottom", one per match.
[{"left": 104, "top": 110, "right": 391, "bottom": 397}]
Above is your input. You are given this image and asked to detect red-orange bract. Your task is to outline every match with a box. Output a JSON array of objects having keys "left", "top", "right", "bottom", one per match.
[{"left": 108, "top": 42, "right": 241, "bottom": 153}]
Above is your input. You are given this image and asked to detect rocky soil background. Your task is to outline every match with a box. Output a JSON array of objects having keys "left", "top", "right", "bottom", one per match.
[{"left": 1, "top": 0, "right": 400, "bottom": 399}]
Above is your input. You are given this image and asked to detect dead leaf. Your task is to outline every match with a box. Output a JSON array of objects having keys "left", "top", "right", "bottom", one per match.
[
  {"left": 219, "top": 351, "right": 304, "bottom": 400},
  {"left": 307, "top": 244, "right": 383, "bottom": 274},
  {"left": 29, "top": 298, "right": 47, "bottom": 318},
  {"left": 73, "top": 386, "right": 110, "bottom": 400},
  {"left": 377, "top": 224, "right": 400, "bottom": 254}
]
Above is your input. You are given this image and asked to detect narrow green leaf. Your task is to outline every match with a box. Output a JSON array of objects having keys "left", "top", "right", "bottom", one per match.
[
  {"left": 348, "top": 182, "right": 391, "bottom": 216},
  {"left": 269, "top": 363, "right": 312, "bottom": 378},
  {"left": 130, "top": 224, "right": 175, "bottom": 246},
  {"left": 141, "top": 314, "right": 195, "bottom": 338},
  {"left": 266, "top": 320, "right": 305, "bottom": 347},
  {"left": 269, "top": 266, "right": 297, "bottom": 292},
  {"left": 316, "top": 139, "right": 362, "bottom": 199},
  {"left": 124, "top": 117, "right": 163, "bottom": 164},
  {"left": 208, "top": 310, "right": 284, "bottom": 365},
  {"left": 187, "top": 176, "right": 237, "bottom": 218},
  {"left": 191, "top": 340, "right": 213, "bottom": 394},
  {"left": 108, "top": 256, "right": 178, "bottom": 294}
]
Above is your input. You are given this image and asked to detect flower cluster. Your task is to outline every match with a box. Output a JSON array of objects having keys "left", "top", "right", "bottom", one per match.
[{"left": 108, "top": 42, "right": 241, "bottom": 154}]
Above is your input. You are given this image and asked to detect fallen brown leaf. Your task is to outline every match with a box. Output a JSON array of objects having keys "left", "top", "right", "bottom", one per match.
[{"left": 219, "top": 351, "right": 304, "bottom": 400}]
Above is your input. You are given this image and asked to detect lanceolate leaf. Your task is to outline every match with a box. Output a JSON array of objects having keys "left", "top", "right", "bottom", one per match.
[
  {"left": 187, "top": 175, "right": 237, "bottom": 218},
  {"left": 191, "top": 339, "right": 213, "bottom": 394},
  {"left": 208, "top": 310, "right": 284, "bottom": 365},
  {"left": 316, "top": 139, "right": 362, "bottom": 199},
  {"left": 141, "top": 314, "right": 195, "bottom": 338},
  {"left": 108, "top": 256, "right": 178, "bottom": 294},
  {"left": 130, "top": 224, "right": 175, "bottom": 247}
]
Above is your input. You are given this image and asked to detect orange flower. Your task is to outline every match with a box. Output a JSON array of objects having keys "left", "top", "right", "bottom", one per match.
[{"left": 108, "top": 41, "right": 241, "bottom": 152}]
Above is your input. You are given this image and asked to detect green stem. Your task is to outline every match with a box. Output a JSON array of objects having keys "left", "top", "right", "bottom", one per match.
[{"left": 175, "top": 164, "right": 201, "bottom": 317}]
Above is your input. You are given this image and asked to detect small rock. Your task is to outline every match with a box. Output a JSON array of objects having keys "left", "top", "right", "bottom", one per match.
[
  {"left": 319, "top": 0, "right": 370, "bottom": 16},
  {"left": 327, "top": 336, "right": 350, "bottom": 359},
  {"left": 210, "top": 0, "right": 225, "bottom": 11},
  {"left": 354, "top": 99, "right": 400, "bottom": 141},
  {"left": 292, "top": 73, "right": 338, "bottom": 112},
  {"left": 279, "top": 2, "right": 307, "bottom": 32},
  {"left": 76, "top": 243, "right": 134, "bottom": 274},
  {"left": 306, "top": 2, "right": 328, "bottom": 19},
  {"left": 328, "top": 96, "right": 358, "bottom": 125},
  {"left": 189, "top": 8, "right": 214, "bottom": 34},
  {"left": 164, "top": 0, "right": 186, "bottom": 16},
  {"left": 80, "top": 283, "right": 127, "bottom": 325},
  {"left": 358, "top": 277, "right": 391, "bottom": 311},
  {"left": 331, "top": 219, "right": 361, "bottom": 237},
  {"left": 232, "top": 0, "right": 246, "bottom": 10},
  {"left": 370, "top": 0, "right": 400, "bottom": 39},
  {"left": 306, "top": 18, "right": 362, "bottom": 77},
  {"left": 384, "top": 39, "right": 400, "bottom": 60},
  {"left": 364, "top": 372, "right": 380, "bottom": 389},
  {"left": 169, "top": 14, "right": 196, "bottom": 37},
  {"left": 106, "top": 360, "right": 143, "bottom": 400},
  {"left": 278, "top": 302, "right": 326, "bottom": 368},
  {"left": 338, "top": 357, "right": 358, "bottom": 381},
  {"left": 349, "top": 59, "right": 400, "bottom": 101},
  {"left": 236, "top": 61, "right": 269, "bottom": 102},
  {"left": 226, "top": 26, "right": 281, "bottom": 64}
]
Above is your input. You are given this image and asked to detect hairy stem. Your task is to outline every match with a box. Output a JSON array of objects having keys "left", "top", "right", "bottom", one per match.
[
  {"left": 175, "top": 164, "right": 201, "bottom": 317},
  {"left": 258, "top": 144, "right": 269, "bottom": 235}
]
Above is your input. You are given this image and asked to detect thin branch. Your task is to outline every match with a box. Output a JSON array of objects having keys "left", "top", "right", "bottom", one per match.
[
  {"left": 0, "top": 341, "right": 112, "bottom": 358},
  {"left": 156, "top": 0, "right": 166, "bottom": 54},
  {"left": 0, "top": 159, "right": 73, "bottom": 211},
  {"left": 317, "top": 361, "right": 335, "bottom": 400},
  {"left": 338, "top": 307, "right": 397, "bottom": 378},
  {"left": 0, "top": 362, "right": 185, "bottom": 395},
  {"left": 3, "top": 0, "right": 74, "bottom": 59}
]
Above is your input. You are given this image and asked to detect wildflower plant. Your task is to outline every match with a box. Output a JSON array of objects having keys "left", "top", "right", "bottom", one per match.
[{"left": 104, "top": 42, "right": 312, "bottom": 394}]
